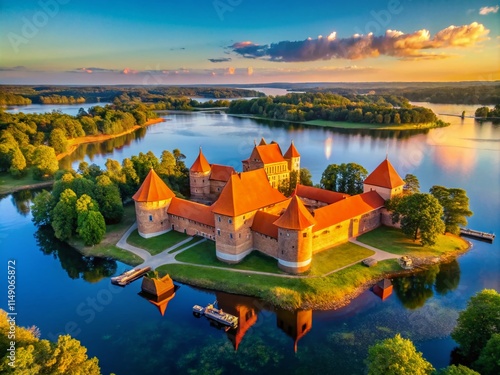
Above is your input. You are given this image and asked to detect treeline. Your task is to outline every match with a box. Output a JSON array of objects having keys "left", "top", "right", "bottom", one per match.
[
  {"left": 228, "top": 93, "right": 438, "bottom": 125},
  {"left": 305, "top": 84, "right": 500, "bottom": 105},
  {"left": 475, "top": 104, "right": 500, "bottom": 119},
  {"left": 0, "top": 103, "right": 157, "bottom": 179},
  {"left": 31, "top": 148, "right": 190, "bottom": 246},
  {"left": 0, "top": 92, "right": 32, "bottom": 106},
  {"left": 149, "top": 97, "right": 230, "bottom": 111},
  {"left": 0, "top": 85, "right": 265, "bottom": 105}
]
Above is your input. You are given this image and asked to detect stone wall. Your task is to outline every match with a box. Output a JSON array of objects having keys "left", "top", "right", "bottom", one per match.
[
  {"left": 169, "top": 214, "right": 215, "bottom": 239},
  {"left": 135, "top": 200, "right": 171, "bottom": 238},
  {"left": 215, "top": 212, "right": 255, "bottom": 263},
  {"left": 252, "top": 232, "right": 278, "bottom": 259},
  {"left": 190, "top": 170, "right": 211, "bottom": 201},
  {"left": 209, "top": 180, "right": 227, "bottom": 201},
  {"left": 277, "top": 227, "right": 313, "bottom": 274},
  {"left": 381, "top": 208, "right": 400, "bottom": 228}
]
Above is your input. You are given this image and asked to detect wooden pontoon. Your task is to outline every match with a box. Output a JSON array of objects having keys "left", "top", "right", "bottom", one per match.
[
  {"left": 460, "top": 228, "right": 495, "bottom": 243},
  {"left": 111, "top": 266, "right": 151, "bottom": 286},
  {"left": 192, "top": 302, "right": 239, "bottom": 329}
]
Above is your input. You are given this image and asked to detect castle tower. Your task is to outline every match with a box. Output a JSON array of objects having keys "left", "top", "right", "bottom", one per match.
[
  {"left": 284, "top": 141, "right": 300, "bottom": 174},
  {"left": 189, "top": 148, "right": 211, "bottom": 201},
  {"left": 276, "top": 309, "right": 312, "bottom": 353},
  {"left": 274, "top": 196, "right": 317, "bottom": 274},
  {"left": 132, "top": 169, "right": 175, "bottom": 238},
  {"left": 363, "top": 158, "right": 405, "bottom": 200}
]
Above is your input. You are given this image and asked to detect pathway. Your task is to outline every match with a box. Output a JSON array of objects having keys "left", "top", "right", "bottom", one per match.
[{"left": 349, "top": 239, "right": 400, "bottom": 261}]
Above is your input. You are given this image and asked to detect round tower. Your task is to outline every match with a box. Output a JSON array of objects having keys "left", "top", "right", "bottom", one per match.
[
  {"left": 284, "top": 140, "right": 301, "bottom": 173},
  {"left": 189, "top": 148, "right": 211, "bottom": 201},
  {"left": 274, "top": 196, "right": 316, "bottom": 274}
]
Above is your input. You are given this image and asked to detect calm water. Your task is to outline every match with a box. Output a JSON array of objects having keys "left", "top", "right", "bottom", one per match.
[{"left": 1, "top": 100, "right": 499, "bottom": 374}]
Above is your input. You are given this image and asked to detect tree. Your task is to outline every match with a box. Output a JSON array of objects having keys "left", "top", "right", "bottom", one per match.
[
  {"left": 95, "top": 175, "right": 124, "bottom": 223},
  {"left": 158, "top": 150, "right": 176, "bottom": 176},
  {"left": 320, "top": 163, "right": 368, "bottom": 195},
  {"left": 451, "top": 289, "right": 500, "bottom": 362},
  {"left": 32, "top": 145, "right": 59, "bottom": 180},
  {"left": 78, "top": 210, "right": 106, "bottom": 246},
  {"left": 437, "top": 365, "right": 480, "bottom": 375},
  {"left": 403, "top": 173, "right": 420, "bottom": 193},
  {"left": 430, "top": 186, "right": 473, "bottom": 235},
  {"left": 8, "top": 146, "right": 26, "bottom": 177},
  {"left": 49, "top": 128, "right": 68, "bottom": 154},
  {"left": 474, "top": 334, "right": 500, "bottom": 375},
  {"left": 51, "top": 189, "right": 77, "bottom": 241},
  {"left": 391, "top": 193, "right": 445, "bottom": 246},
  {"left": 299, "top": 168, "right": 313, "bottom": 186},
  {"left": 366, "top": 334, "right": 434, "bottom": 375},
  {"left": 31, "top": 190, "right": 54, "bottom": 226},
  {"left": 475, "top": 107, "right": 489, "bottom": 118}
]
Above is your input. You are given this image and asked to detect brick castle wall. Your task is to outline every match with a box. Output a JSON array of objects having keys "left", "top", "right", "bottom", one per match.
[{"left": 135, "top": 200, "right": 171, "bottom": 238}]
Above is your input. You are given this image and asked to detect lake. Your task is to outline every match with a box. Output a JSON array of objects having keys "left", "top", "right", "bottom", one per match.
[{"left": 1, "top": 98, "right": 499, "bottom": 374}]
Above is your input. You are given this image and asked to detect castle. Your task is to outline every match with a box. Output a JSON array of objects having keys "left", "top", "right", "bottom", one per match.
[{"left": 132, "top": 141, "right": 405, "bottom": 274}]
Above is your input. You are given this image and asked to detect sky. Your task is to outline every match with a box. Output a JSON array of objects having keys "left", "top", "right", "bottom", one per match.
[{"left": 0, "top": 0, "right": 499, "bottom": 84}]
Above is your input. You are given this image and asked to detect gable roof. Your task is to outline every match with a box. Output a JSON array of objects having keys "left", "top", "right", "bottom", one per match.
[
  {"left": 294, "top": 184, "right": 349, "bottom": 204},
  {"left": 190, "top": 148, "right": 211, "bottom": 173},
  {"left": 245, "top": 143, "right": 286, "bottom": 165},
  {"left": 284, "top": 141, "right": 300, "bottom": 158},
  {"left": 258, "top": 137, "right": 267, "bottom": 146},
  {"left": 313, "top": 190, "right": 385, "bottom": 231},
  {"left": 211, "top": 169, "right": 287, "bottom": 216},
  {"left": 132, "top": 169, "right": 175, "bottom": 202},
  {"left": 273, "top": 196, "right": 317, "bottom": 230},
  {"left": 210, "top": 164, "right": 236, "bottom": 182},
  {"left": 251, "top": 211, "right": 279, "bottom": 239},
  {"left": 167, "top": 198, "right": 215, "bottom": 227},
  {"left": 364, "top": 159, "right": 404, "bottom": 189}
]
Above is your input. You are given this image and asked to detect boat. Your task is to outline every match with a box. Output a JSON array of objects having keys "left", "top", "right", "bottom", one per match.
[
  {"left": 111, "top": 266, "right": 151, "bottom": 286},
  {"left": 398, "top": 256, "right": 413, "bottom": 270},
  {"left": 192, "top": 302, "right": 238, "bottom": 329}
]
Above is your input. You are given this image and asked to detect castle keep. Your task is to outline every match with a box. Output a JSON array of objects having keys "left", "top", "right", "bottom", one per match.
[{"left": 133, "top": 141, "right": 405, "bottom": 274}]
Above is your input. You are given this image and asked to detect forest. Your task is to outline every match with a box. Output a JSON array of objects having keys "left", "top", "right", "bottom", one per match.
[{"left": 228, "top": 93, "right": 439, "bottom": 125}]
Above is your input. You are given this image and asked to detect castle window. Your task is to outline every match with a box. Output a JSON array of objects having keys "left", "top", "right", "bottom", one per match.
[
  {"left": 229, "top": 233, "right": 233, "bottom": 239},
  {"left": 218, "top": 216, "right": 221, "bottom": 222},
  {"left": 287, "top": 233, "right": 290, "bottom": 237},
  {"left": 239, "top": 233, "right": 241, "bottom": 238},
  {"left": 217, "top": 229, "right": 221, "bottom": 236},
  {"left": 228, "top": 219, "right": 232, "bottom": 224},
  {"left": 149, "top": 215, "right": 153, "bottom": 222},
  {"left": 243, "top": 215, "right": 245, "bottom": 220},
  {"left": 303, "top": 233, "right": 307, "bottom": 238}
]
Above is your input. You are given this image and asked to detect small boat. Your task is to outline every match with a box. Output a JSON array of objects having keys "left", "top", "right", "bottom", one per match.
[
  {"left": 398, "top": 256, "right": 413, "bottom": 270},
  {"left": 192, "top": 302, "right": 238, "bottom": 329},
  {"left": 111, "top": 267, "right": 151, "bottom": 286}
]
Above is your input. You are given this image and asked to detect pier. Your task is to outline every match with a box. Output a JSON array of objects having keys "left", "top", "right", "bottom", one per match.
[
  {"left": 111, "top": 266, "right": 151, "bottom": 286},
  {"left": 460, "top": 228, "right": 495, "bottom": 243}
]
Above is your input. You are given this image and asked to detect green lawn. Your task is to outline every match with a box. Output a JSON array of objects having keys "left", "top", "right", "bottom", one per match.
[
  {"left": 157, "top": 259, "right": 400, "bottom": 310},
  {"left": 0, "top": 170, "right": 54, "bottom": 194},
  {"left": 357, "top": 226, "right": 469, "bottom": 257},
  {"left": 309, "top": 242, "right": 375, "bottom": 275},
  {"left": 127, "top": 229, "right": 189, "bottom": 255},
  {"left": 175, "top": 240, "right": 284, "bottom": 274}
]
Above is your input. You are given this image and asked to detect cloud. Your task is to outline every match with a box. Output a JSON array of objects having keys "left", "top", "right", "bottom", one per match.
[
  {"left": 247, "top": 66, "right": 254, "bottom": 76},
  {"left": 70, "top": 67, "right": 118, "bottom": 74},
  {"left": 0, "top": 66, "right": 27, "bottom": 71},
  {"left": 479, "top": 5, "right": 499, "bottom": 15},
  {"left": 208, "top": 57, "right": 232, "bottom": 63},
  {"left": 169, "top": 47, "right": 186, "bottom": 51},
  {"left": 226, "top": 66, "right": 235, "bottom": 75},
  {"left": 230, "top": 22, "right": 489, "bottom": 62},
  {"left": 122, "top": 68, "right": 138, "bottom": 75}
]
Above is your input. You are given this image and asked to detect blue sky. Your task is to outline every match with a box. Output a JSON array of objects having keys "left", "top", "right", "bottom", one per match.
[{"left": 0, "top": 0, "right": 499, "bottom": 84}]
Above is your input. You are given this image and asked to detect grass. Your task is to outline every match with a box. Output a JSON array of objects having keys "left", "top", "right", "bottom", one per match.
[
  {"left": 69, "top": 203, "right": 143, "bottom": 266},
  {"left": 0, "top": 170, "right": 54, "bottom": 195},
  {"left": 157, "top": 259, "right": 401, "bottom": 310},
  {"left": 175, "top": 240, "right": 284, "bottom": 274},
  {"left": 309, "top": 242, "right": 375, "bottom": 275},
  {"left": 126, "top": 229, "right": 189, "bottom": 255},
  {"left": 357, "top": 226, "right": 469, "bottom": 257}
]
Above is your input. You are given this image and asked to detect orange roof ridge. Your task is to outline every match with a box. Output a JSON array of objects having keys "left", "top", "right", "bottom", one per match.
[
  {"left": 190, "top": 148, "right": 211, "bottom": 173},
  {"left": 259, "top": 137, "right": 267, "bottom": 146},
  {"left": 167, "top": 198, "right": 215, "bottom": 227},
  {"left": 209, "top": 164, "right": 236, "bottom": 182},
  {"left": 256, "top": 144, "right": 286, "bottom": 164},
  {"left": 132, "top": 169, "right": 175, "bottom": 202},
  {"left": 364, "top": 159, "right": 404, "bottom": 189},
  {"left": 284, "top": 141, "right": 300, "bottom": 158},
  {"left": 274, "top": 196, "right": 316, "bottom": 230},
  {"left": 252, "top": 211, "right": 279, "bottom": 239},
  {"left": 295, "top": 184, "right": 349, "bottom": 204}
]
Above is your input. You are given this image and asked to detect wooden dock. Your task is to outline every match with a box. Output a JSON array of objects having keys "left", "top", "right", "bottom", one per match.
[
  {"left": 111, "top": 267, "right": 151, "bottom": 286},
  {"left": 460, "top": 228, "right": 495, "bottom": 243}
]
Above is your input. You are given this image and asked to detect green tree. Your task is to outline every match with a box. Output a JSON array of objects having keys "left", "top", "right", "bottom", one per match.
[
  {"left": 158, "top": 150, "right": 176, "bottom": 176},
  {"left": 51, "top": 189, "right": 77, "bottom": 241},
  {"left": 430, "top": 186, "right": 473, "bottom": 235},
  {"left": 320, "top": 162, "right": 368, "bottom": 195},
  {"left": 391, "top": 193, "right": 445, "bottom": 246},
  {"left": 403, "top": 173, "right": 420, "bottom": 193},
  {"left": 366, "top": 334, "right": 434, "bottom": 375},
  {"left": 78, "top": 210, "right": 106, "bottom": 246},
  {"left": 32, "top": 145, "right": 59, "bottom": 180},
  {"left": 299, "top": 168, "right": 313, "bottom": 186},
  {"left": 475, "top": 107, "right": 489, "bottom": 118},
  {"left": 95, "top": 175, "right": 124, "bottom": 223},
  {"left": 437, "top": 365, "right": 480, "bottom": 375},
  {"left": 451, "top": 289, "right": 500, "bottom": 362},
  {"left": 49, "top": 128, "right": 68, "bottom": 154},
  {"left": 474, "top": 334, "right": 500, "bottom": 375},
  {"left": 31, "top": 190, "right": 54, "bottom": 226},
  {"left": 8, "top": 146, "right": 26, "bottom": 177}
]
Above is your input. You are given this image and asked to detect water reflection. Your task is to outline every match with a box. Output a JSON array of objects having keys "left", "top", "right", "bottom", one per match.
[
  {"left": 10, "top": 189, "right": 34, "bottom": 216},
  {"left": 393, "top": 260, "right": 461, "bottom": 309},
  {"left": 34, "top": 226, "right": 117, "bottom": 283},
  {"left": 139, "top": 286, "right": 178, "bottom": 316}
]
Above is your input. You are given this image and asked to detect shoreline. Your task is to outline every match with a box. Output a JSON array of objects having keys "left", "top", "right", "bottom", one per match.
[{"left": 226, "top": 113, "right": 448, "bottom": 131}]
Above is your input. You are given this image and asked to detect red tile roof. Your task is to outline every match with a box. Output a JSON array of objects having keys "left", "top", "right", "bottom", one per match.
[
  {"left": 364, "top": 159, "right": 404, "bottom": 189},
  {"left": 132, "top": 169, "right": 175, "bottom": 202},
  {"left": 190, "top": 148, "right": 211, "bottom": 173},
  {"left": 251, "top": 211, "right": 279, "bottom": 239},
  {"left": 211, "top": 169, "right": 287, "bottom": 216},
  {"left": 294, "top": 184, "right": 349, "bottom": 204},
  {"left": 245, "top": 144, "right": 286, "bottom": 165},
  {"left": 167, "top": 198, "right": 215, "bottom": 227},
  {"left": 209, "top": 164, "right": 236, "bottom": 182},
  {"left": 284, "top": 141, "right": 300, "bottom": 158},
  {"left": 313, "top": 190, "right": 385, "bottom": 231},
  {"left": 274, "top": 196, "right": 317, "bottom": 230},
  {"left": 259, "top": 137, "right": 267, "bottom": 146}
]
